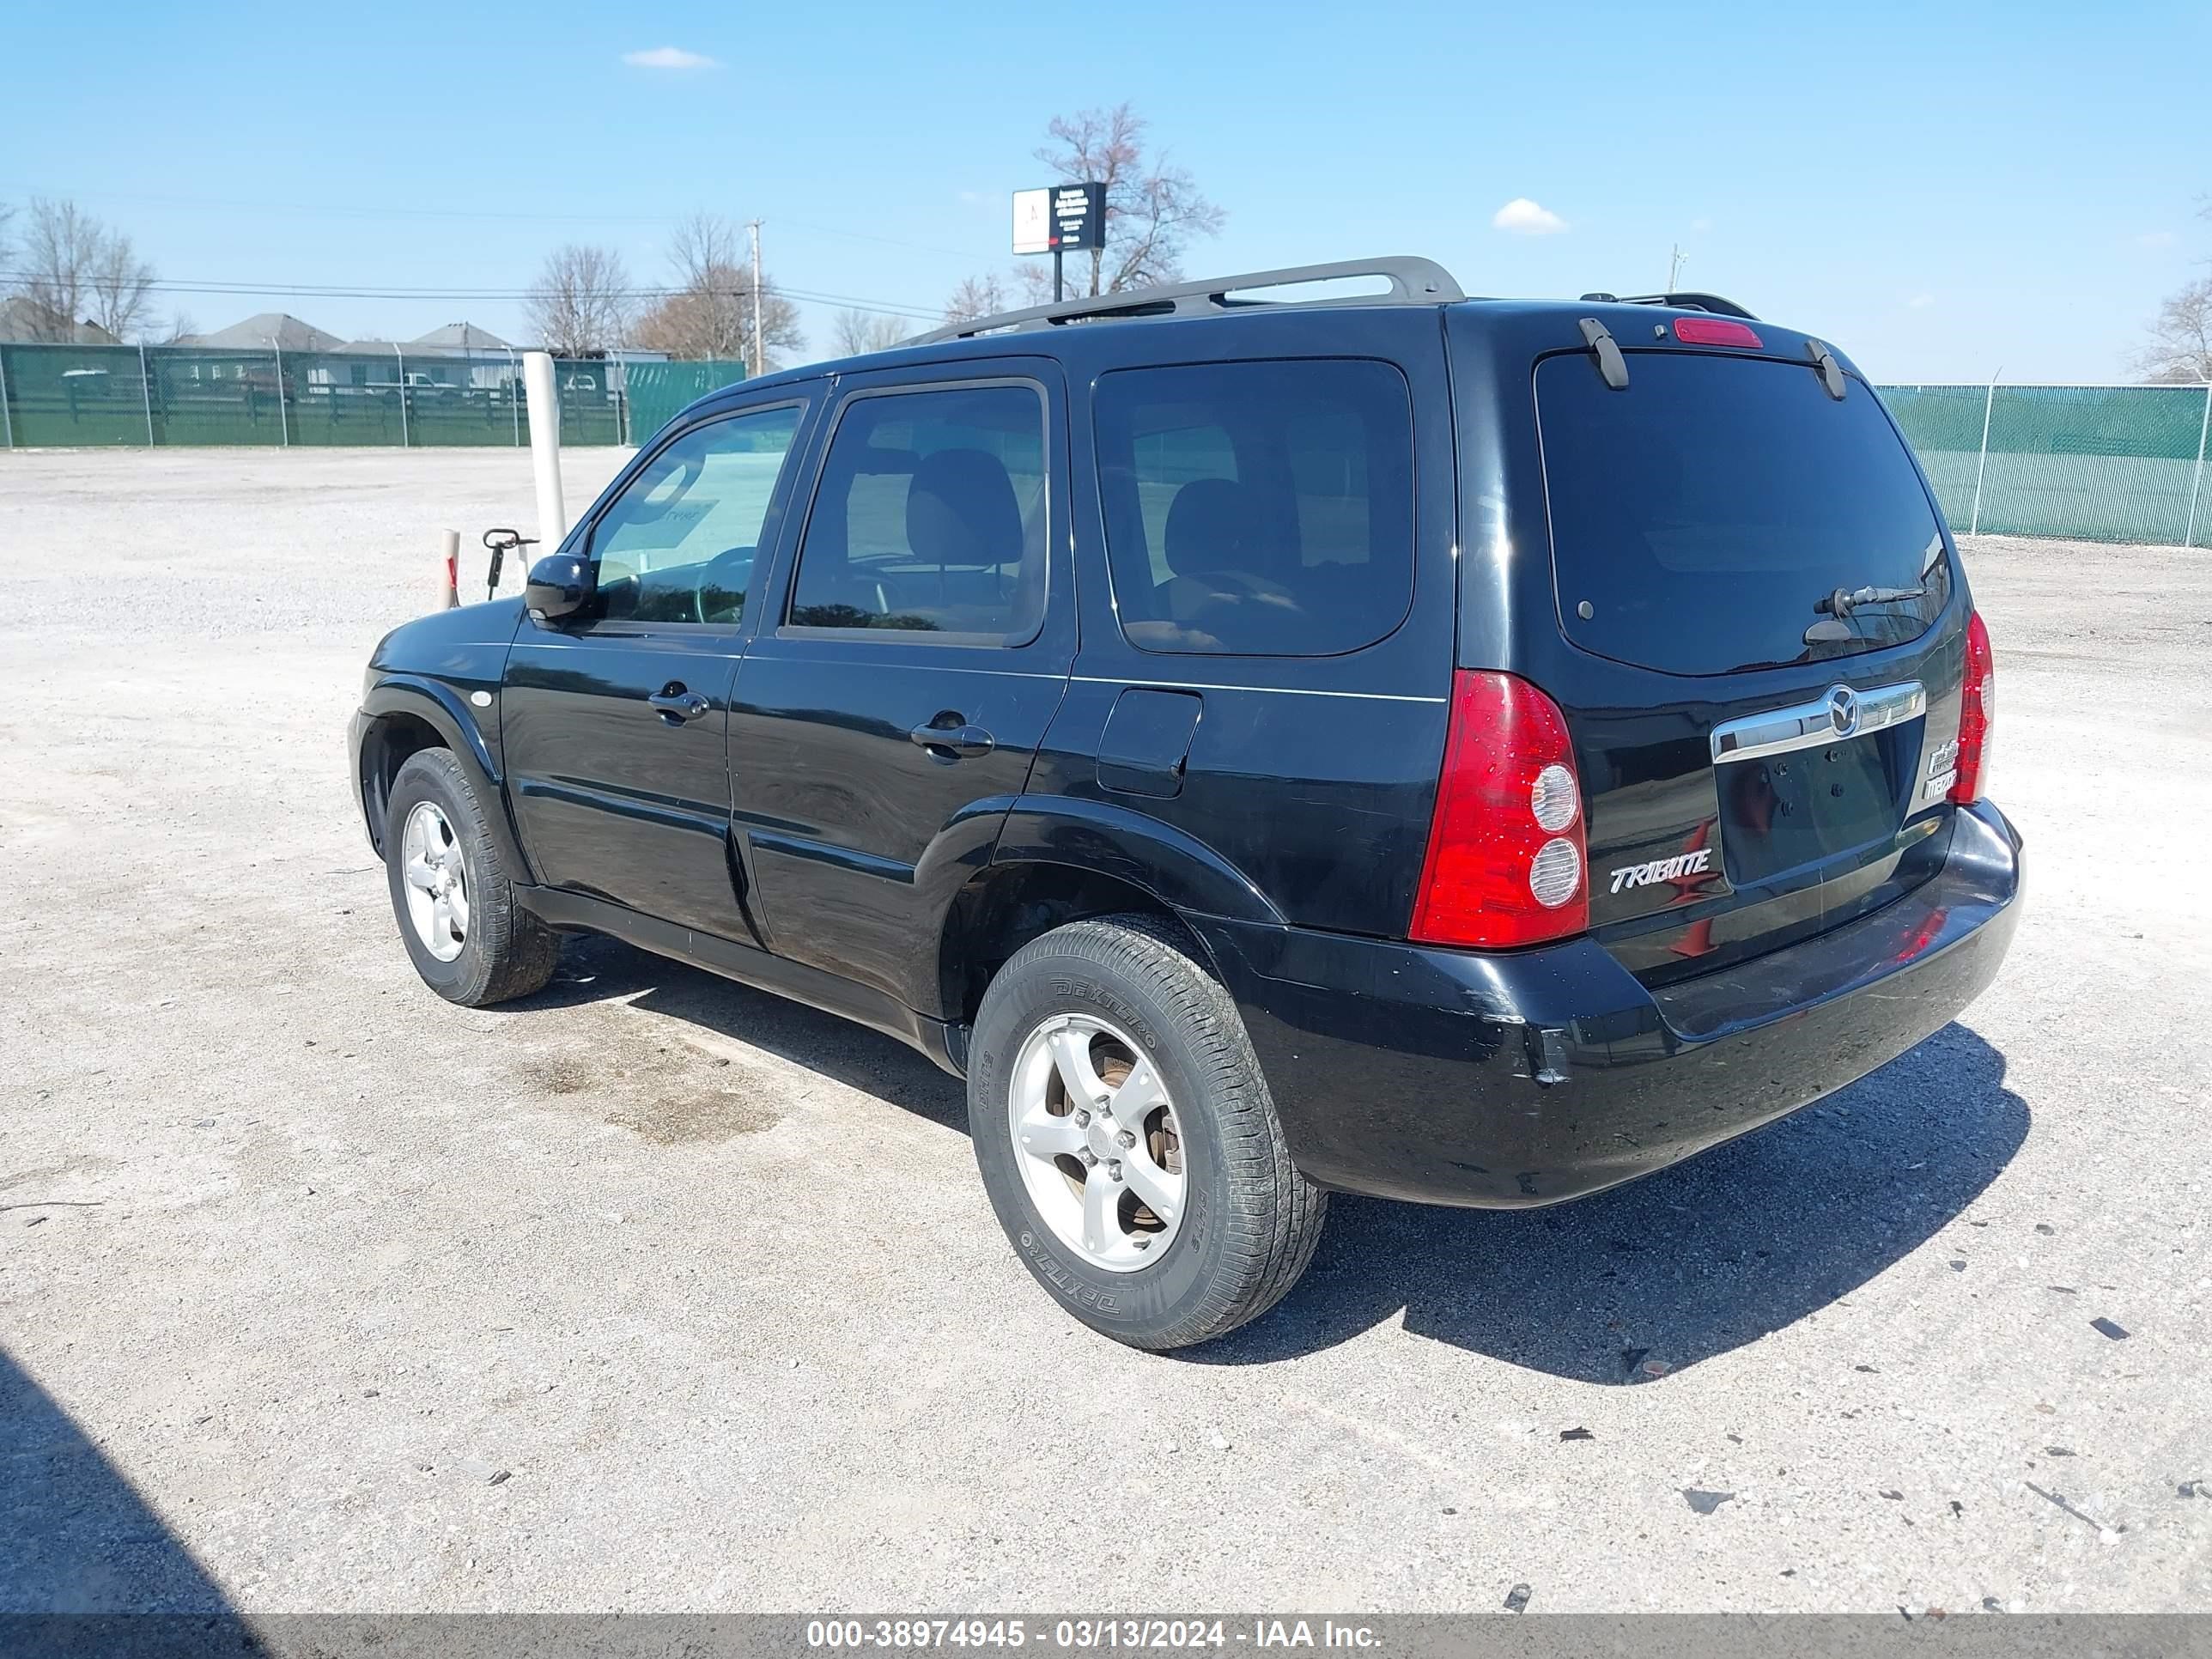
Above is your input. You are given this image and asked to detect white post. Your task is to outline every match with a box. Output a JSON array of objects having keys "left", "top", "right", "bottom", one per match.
[
  {"left": 0, "top": 345, "right": 13, "bottom": 448},
  {"left": 2185, "top": 380, "right": 2212, "bottom": 550},
  {"left": 393, "top": 343, "right": 410, "bottom": 447},
  {"left": 748, "top": 218, "right": 764, "bottom": 379},
  {"left": 269, "top": 337, "right": 289, "bottom": 447},
  {"left": 139, "top": 344, "right": 155, "bottom": 447},
  {"left": 507, "top": 347, "right": 521, "bottom": 447},
  {"left": 523, "top": 350, "right": 567, "bottom": 545},
  {"left": 440, "top": 528, "right": 461, "bottom": 609},
  {"left": 1968, "top": 368, "right": 2000, "bottom": 537}
]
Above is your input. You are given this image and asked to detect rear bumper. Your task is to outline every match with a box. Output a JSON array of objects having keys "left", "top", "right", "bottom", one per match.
[{"left": 1187, "top": 799, "right": 2023, "bottom": 1207}]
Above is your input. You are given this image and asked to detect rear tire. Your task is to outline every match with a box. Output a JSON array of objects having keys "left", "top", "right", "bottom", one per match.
[
  {"left": 969, "top": 915, "right": 1327, "bottom": 1351},
  {"left": 383, "top": 748, "right": 559, "bottom": 1007}
]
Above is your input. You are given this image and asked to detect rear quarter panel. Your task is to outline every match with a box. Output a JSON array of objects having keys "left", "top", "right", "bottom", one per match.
[{"left": 1023, "top": 306, "right": 1459, "bottom": 938}]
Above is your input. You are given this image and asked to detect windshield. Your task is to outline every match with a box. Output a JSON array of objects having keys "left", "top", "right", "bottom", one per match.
[{"left": 1537, "top": 351, "right": 1950, "bottom": 677}]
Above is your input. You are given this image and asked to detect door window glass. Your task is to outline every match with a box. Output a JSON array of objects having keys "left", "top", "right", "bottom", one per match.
[
  {"left": 787, "top": 384, "right": 1047, "bottom": 640},
  {"left": 1093, "top": 359, "right": 1415, "bottom": 655},
  {"left": 589, "top": 403, "right": 804, "bottom": 624}
]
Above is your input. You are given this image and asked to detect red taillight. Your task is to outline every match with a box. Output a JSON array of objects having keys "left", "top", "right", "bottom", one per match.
[
  {"left": 1948, "top": 610, "right": 1995, "bottom": 804},
  {"left": 1674, "top": 316, "right": 1763, "bottom": 349},
  {"left": 1411, "top": 672, "right": 1589, "bottom": 950}
]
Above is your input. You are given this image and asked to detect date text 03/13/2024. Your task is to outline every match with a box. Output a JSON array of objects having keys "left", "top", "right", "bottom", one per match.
[{"left": 804, "top": 1618, "right": 1383, "bottom": 1650}]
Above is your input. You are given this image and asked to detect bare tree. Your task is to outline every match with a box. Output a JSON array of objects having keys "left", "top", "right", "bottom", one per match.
[
  {"left": 2138, "top": 277, "right": 2212, "bottom": 384},
  {"left": 0, "top": 201, "right": 15, "bottom": 283},
  {"left": 15, "top": 198, "right": 101, "bottom": 340},
  {"left": 10, "top": 198, "right": 161, "bottom": 342},
  {"left": 2139, "top": 201, "right": 2212, "bottom": 384},
  {"left": 941, "top": 273, "right": 1007, "bottom": 325},
  {"left": 87, "top": 226, "right": 157, "bottom": 341},
  {"left": 1034, "top": 103, "right": 1224, "bottom": 297},
  {"left": 157, "top": 311, "right": 199, "bottom": 345},
  {"left": 526, "top": 243, "right": 635, "bottom": 356},
  {"left": 632, "top": 212, "right": 804, "bottom": 366},
  {"left": 830, "top": 307, "right": 911, "bottom": 356}
]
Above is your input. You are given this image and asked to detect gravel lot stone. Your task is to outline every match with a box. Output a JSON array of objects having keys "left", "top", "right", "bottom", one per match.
[{"left": 1, "top": 448, "right": 2207, "bottom": 1613}]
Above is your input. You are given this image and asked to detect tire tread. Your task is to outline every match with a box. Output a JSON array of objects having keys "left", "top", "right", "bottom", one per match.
[{"left": 981, "top": 913, "right": 1327, "bottom": 1350}]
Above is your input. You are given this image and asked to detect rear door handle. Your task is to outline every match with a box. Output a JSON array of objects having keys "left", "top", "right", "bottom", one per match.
[
  {"left": 908, "top": 720, "right": 995, "bottom": 759},
  {"left": 647, "top": 686, "right": 711, "bottom": 724}
]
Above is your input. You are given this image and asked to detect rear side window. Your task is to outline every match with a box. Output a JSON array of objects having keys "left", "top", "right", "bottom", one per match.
[
  {"left": 1094, "top": 359, "right": 1415, "bottom": 656},
  {"left": 787, "top": 383, "right": 1046, "bottom": 641},
  {"left": 1538, "top": 351, "right": 1951, "bottom": 677}
]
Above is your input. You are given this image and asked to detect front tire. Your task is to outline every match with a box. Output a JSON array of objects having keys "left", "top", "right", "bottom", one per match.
[
  {"left": 383, "top": 748, "right": 558, "bottom": 1007},
  {"left": 969, "top": 915, "right": 1327, "bottom": 1351}
]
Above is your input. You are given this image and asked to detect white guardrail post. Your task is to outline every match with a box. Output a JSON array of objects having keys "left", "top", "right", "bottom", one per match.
[
  {"left": 523, "top": 351, "right": 567, "bottom": 545},
  {"left": 2185, "top": 380, "right": 2212, "bottom": 551},
  {"left": 393, "top": 343, "right": 410, "bottom": 447},
  {"left": 270, "top": 338, "right": 289, "bottom": 447},
  {"left": 139, "top": 344, "right": 155, "bottom": 447},
  {"left": 1968, "top": 369, "right": 1999, "bottom": 537}
]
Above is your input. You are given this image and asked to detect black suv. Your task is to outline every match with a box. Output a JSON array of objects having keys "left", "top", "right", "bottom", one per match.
[{"left": 349, "top": 258, "right": 2021, "bottom": 1351}]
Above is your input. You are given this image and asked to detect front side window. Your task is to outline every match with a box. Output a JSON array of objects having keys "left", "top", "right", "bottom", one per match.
[
  {"left": 589, "top": 402, "right": 805, "bottom": 625},
  {"left": 787, "top": 384, "right": 1047, "bottom": 640},
  {"left": 1093, "top": 359, "right": 1417, "bottom": 656}
]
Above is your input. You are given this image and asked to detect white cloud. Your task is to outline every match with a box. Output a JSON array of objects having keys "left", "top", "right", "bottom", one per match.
[
  {"left": 1492, "top": 198, "right": 1569, "bottom": 236},
  {"left": 1690, "top": 216, "right": 1714, "bottom": 234},
  {"left": 2136, "top": 230, "right": 2177, "bottom": 249},
  {"left": 1906, "top": 293, "right": 1936, "bottom": 309},
  {"left": 622, "top": 46, "right": 720, "bottom": 70}
]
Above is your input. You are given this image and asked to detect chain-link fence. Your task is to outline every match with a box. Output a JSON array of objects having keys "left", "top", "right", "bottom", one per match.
[
  {"left": 1882, "top": 381, "right": 2212, "bottom": 548},
  {"left": 5, "top": 342, "right": 2209, "bottom": 548},
  {"left": 0, "top": 343, "right": 747, "bottom": 452}
]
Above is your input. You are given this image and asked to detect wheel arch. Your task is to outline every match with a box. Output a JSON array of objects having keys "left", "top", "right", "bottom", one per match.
[{"left": 355, "top": 677, "right": 533, "bottom": 878}]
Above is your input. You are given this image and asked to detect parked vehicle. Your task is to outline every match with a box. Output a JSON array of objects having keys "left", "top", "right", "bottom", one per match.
[{"left": 349, "top": 258, "right": 2021, "bottom": 1350}]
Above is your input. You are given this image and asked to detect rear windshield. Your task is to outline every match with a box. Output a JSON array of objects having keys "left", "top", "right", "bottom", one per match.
[{"left": 1537, "top": 351, "right": 1950, "bottom": 677}]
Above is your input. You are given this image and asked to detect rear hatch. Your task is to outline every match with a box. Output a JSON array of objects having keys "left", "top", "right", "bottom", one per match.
[{"left": 1534, "top": 336, "right": 1972, "bottom": 982}]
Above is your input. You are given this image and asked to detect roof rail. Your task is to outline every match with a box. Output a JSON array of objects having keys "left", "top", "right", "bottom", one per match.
[
  {"left": 908, "top": 256, "right": 1465, "bottom": 345},
  {"left": 1605, "top": 290, "right": 1759, "bottom": 320}
]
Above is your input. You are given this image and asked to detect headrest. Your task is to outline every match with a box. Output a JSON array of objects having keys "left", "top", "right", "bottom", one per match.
[
  {"left": 1163, "top": 477, "right": 1261, "bottom": 578},
  {"left": 907, "top": 448, "right": 1022, "bottom": 568}
]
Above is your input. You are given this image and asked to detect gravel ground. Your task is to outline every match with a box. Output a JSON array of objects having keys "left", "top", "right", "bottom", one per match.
[{"left": 1, "top": 447, "right": 2207, "bottom": 1616}]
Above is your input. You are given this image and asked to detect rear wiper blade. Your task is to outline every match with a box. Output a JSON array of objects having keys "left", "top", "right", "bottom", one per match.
[{"left": 1816, "top": 583, "right": 1926, "bottom": 619}]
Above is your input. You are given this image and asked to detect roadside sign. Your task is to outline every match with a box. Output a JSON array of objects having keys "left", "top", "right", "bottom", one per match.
[
  {"left": 1012, "top": 182, "right": 1106, "bottom": 255},
  {"left": 1012, "top": 188, "right": 1051, "bottom": 256},
  {"left": 1049, "top": 182, "right": 1106, "bottom": 252}
]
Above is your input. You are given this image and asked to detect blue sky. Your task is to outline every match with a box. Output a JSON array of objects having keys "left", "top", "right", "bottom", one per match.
[{"left": 6, "top": 0, "right": 2205, "bottom": 382}]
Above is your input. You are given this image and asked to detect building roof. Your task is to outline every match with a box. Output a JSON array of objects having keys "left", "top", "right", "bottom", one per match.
[
  {"left": 407, "top": 322, "right": 512, "bottom": 352},
  {"left": 196, "top": 312, "right": 343, "bottom": 352},
  {"left": 0, "top": 296, "right": 123, "bottom": 345}
]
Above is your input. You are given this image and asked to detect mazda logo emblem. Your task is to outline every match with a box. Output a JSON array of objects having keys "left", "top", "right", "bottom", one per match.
[{"left": 1826, "top": 684, "right": 1859, "bottom": 737}]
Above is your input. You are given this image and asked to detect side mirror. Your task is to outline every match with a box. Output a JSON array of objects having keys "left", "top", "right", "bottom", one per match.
[{"left": 525, "top": 552, "right": 594, "bottom": 623}]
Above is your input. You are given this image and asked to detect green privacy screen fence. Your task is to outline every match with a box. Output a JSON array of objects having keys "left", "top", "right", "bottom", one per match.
[
  {"left": 1882, "top": 381, "right": 2212, "bottom": 548},
  {"left": 5, "top": 341, "right": 2209, "bottom": 547},
  {"left": 0, "top": 343, "right": 745, "bottom": 453}
]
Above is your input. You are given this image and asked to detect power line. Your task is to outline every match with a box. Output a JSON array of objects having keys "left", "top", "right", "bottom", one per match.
[
  {"left": 0, "top": 269, "right": 941, "bottom": 320},
  {"left": 0, "top": 182, "right": 692, "bottom": 228},
  {"left": 3, "top": 183, "right": 992, "bottom": 260}
]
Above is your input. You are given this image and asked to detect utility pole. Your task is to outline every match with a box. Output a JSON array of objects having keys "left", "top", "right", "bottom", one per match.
[
  {"left": 1667, "top": 244, "right": 1686, "bottom": 291},
  {"left": 747, "top": 218, "right": 765, "bottom": 378}
]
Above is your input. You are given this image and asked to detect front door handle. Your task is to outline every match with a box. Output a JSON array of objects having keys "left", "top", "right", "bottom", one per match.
[
  {"left": 647, "top": 686, "right": 711, "bottom": 724},
  {"left": 908, "top": 718, "right": 995, "bottom": 759}
]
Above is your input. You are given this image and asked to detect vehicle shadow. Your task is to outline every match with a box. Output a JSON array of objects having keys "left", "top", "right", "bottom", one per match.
[
  {"left": 0, "top": 1346, "right": 254, "bottom": 1634},
  {"left": 511, "top": 939, "right": 2027, "bottom": 1381},
  {"left": 514, "top": 934, "right": 969, "bottom": 1131},
  {"left": 1202, "top": 1021, "right": 2028, "bottom": 1377}
]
